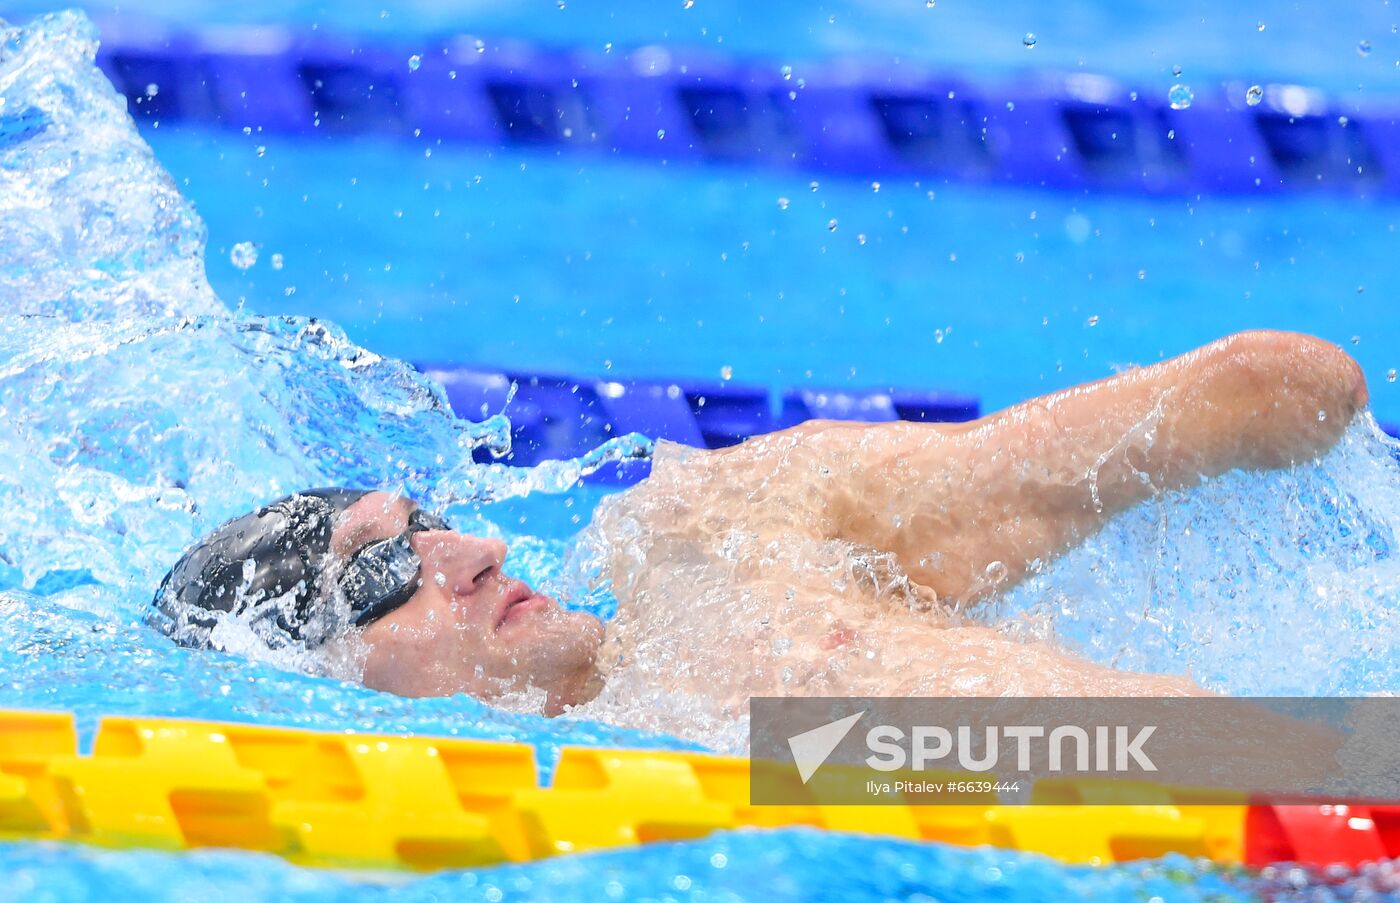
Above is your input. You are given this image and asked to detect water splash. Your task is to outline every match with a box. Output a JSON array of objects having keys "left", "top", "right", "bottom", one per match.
[
  {"left": 0, "top": 12, "right": 218, "bottom": 321},
  {"left": 0, "top": 10, "right": 659, "bottom": 759}
]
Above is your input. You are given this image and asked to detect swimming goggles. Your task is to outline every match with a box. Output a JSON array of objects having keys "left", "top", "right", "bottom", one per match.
[{"left": 336, "top": 508, "right": 453, "bottom": 627}]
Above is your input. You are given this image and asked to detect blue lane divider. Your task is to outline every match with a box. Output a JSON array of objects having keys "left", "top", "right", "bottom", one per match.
[
  {"left": 417, "top": 364, "right": 979, "bottom": 483},
  {"left": 92, "top": 20, "right": 1400, "bottom": 194}
]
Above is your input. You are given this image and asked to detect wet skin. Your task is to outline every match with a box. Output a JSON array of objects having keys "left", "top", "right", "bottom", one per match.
[
  {"left": 332, "top": 494, "right": 602, "bottom": 715},
  {"left": 343, "top": 330, "right": 1368, "bottom": 710}
]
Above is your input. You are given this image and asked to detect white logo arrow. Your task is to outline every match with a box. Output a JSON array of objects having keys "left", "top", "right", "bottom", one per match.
[{"left": 787, "top": 711, "right": 865, "bottom": 784}]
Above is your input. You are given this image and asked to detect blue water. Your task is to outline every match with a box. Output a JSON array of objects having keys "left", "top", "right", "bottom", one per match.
[
  {"left": 0, "top": 836, "right": 1300, "bottom": 903},
  {"left": 6, "top": 6, "right": 1400, "bottom": 902}
]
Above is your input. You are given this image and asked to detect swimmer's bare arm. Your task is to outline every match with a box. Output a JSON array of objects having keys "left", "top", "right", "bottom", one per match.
[{"left": 783, "top": 330, "right": 1368, "bottom": 604}]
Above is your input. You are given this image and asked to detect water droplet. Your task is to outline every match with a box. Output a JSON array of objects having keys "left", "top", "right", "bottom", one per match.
[
  {"left": 1086, "top": 314, "right": 1100, "bottom": 327},
  {"left": 1172, "top": 64, "right": 1183, "bottom": 76},
  {"left": 255, "top": 145, "right": 266, "bottom": 157},
  {"left": 270, "top": 253, "right": 284, "bottom": 270},
  {"left": 1022, "top": 32, "right": 1037, "bottom": 48},
  {"left": 827, "top": 218, "right": 838, "bottom": 232},
  {"left": 1246, "top": 84, "right": 1263, "bottom": 106},
  {"left": 144, "top": 83, "right": 159, "bottom": 97},
  {"left": 1359, "top": 39, "right": 1373, "bottom": 57},
  {"left": 474, "top": 39, "right": 486, "bottom": 53},
  {"left": 1168, "top": 84, "right": 1194, "bottom": 109},
  {"left": 809, "top": 180, "right": 819, "bottom": 192},
  {"left": 407, "top": 54, "right": 422, "bottom": 72},
  {"left": 230, "top": 241, "right": 258, "bottom": 270},
  {"left": 720, "top": 365, "right": 733, "bottom": 380},
  {"left": 780, "top": 65, "right": 793, "bottom": 80},
  {"left": 777, "top": 196, "right": 790, "bottom": 209},
  {"left": 1387, "top": 369, "right": 1397, "bottom": 383},
  {"left": 656, "top": 128, "right": 666, "bottom": 139}
]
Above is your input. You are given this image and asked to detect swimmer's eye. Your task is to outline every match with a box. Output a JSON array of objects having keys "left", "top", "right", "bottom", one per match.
[{"left": 335, "top": 508, "right": 454, "bottom": 627}]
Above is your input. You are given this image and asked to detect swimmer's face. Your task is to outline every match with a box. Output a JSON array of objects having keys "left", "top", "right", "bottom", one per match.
[{"left": 330, "top": 493, "right": 603, "bottom": 715}]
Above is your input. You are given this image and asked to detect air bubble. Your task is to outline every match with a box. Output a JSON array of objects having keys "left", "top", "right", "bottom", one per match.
[
  {"left": 809, "top": 180, "right": 819, "bottom": 192},
  {"left": 255, "top": 145, "right": 266, "bottom": 157},
  {"left": 871, "top": 180, "right": 881, "bottom": 193},
  {"left": 926, "top": 0, "right": 935, "bottom": 7},
  {"left": 777, "top": 197, "right": 790, "bottom": 209},
  {"left": 1246, "top": 85, "right": 1263, "bottom": 106},
  {"left": 434, "top": 572, "right": 447, "bottom": 587},
  {"left": 144, "top": 83, "right": 159, "bottom": 97},
  {"left": 1359, "top": 40, "right": 1373, "bottom": 57},
  {"left": 827, "top": 218, "right": 838, "bottom": 232},
  {"left": 270, "top": 253, "right": 285, "bottom": 270},
  {"left": 857, "top": 233, "right": 867, "bottom": 245},
  {"left": 1172, "top": 64, "right": 1183, "bottom": 76},
  {"left": 1022, "top": 32, "right": 1037, "bottom": 48},
  {"left": 474, "top": 39, "right": 486, "bottom": 53},
  {"left": 1257, "top": 21, "right": 1266, "bottom": 32},
  {"left": 1086, "top": 314, "right": 1100, "bottom": 327},
  {"left": 781, "top": 65, "right": 793, "bottom": 80},
  {"left": 1388, "top": 369, "right": 1397, "bottom": 383},
  {"left": 656, "top": 128, "right": 666, "bottom": 139},
  {"left": 720, "top": 365, "right": 733, "bottom": 380},
  {"left": 684, "top": 0, "right": 695, "bottom": 7},
  {"left": 1318, "top": 410, "right": 1327, "bottom": 422},
  {"left": 407, "top": 54, "right": 422, "bottom": 72},
  {"left": 230, "top": 241, "right": 258, "bottom": 270},
  {"left": 1006, "top": 101, "right": 1016, "bottom": 111},
  {"left": 1168, "top": 84, "right": 1194, "bottom": 110}
]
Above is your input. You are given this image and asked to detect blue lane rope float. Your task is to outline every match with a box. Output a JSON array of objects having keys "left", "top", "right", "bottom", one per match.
[
  {"left": 92, "top": 21, "right": 1400, "bottom": 194},
  {"left": 417, "top": 363, "right": 979, "bottom": 481}
]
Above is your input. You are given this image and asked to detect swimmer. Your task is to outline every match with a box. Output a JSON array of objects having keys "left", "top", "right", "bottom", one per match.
[{"left": 152, "top": 330, "right": 1369, "bottom": 716}]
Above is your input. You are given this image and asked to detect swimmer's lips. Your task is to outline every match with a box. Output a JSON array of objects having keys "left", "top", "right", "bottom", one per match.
[{"left": 495, "top": 581, "right": 551, "bottom": 630}]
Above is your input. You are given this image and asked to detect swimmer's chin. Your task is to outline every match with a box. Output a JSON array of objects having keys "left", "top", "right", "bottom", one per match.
[{"left": 317, "top": 623, "right": 605, "bottom": 717}]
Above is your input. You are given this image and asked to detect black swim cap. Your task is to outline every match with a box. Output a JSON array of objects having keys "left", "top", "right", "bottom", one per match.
[{"left": 151, "top": 488, "right": 370, "bottom": 649}]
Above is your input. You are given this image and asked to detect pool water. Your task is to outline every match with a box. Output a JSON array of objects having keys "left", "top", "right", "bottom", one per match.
[
  {"left": 5, "top": 7, "right": 1400, "bottom": 902},
  {"left": 149, "top": 125, "right": 1400, "bottom": 426}
]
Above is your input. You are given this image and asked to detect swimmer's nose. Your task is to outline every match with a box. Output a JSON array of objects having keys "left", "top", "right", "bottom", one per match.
[{"left": 414, "top": 531, "right": 507, "bottom": 594}]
